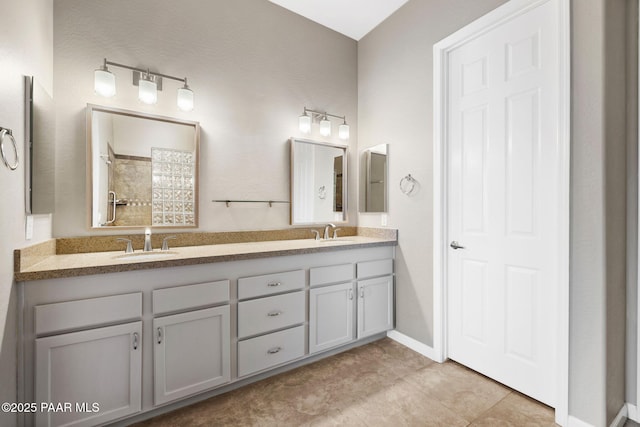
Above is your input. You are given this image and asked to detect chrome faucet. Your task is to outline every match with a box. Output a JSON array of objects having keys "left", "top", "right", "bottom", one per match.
[
  {"left": 323, "top": 223, "right": 336, "bottom": 240},
  {"left": 144, "top": 228, "right": 153, "bottom": 252}
]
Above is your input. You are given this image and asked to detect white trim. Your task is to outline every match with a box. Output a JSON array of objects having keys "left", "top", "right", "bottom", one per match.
[
  {"left": 609, "top": 405, "right": 628, "bottom": 427},
  {"left": 627, "top": 403, "right": 639, "bottom": 423},
  {"left": 637, "top": 0, "right": 640, "bottom": 413},
  {"left": 567, "top": 416, "right": 594, "bottom": 427},
  {"left": 386, "top": 330, "right": 438, "bottom": 361},
  {"left": 432, "top": 0, "right": 570, "bottom": 425}
]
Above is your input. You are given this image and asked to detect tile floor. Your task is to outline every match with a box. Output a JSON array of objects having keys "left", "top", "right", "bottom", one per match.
[{"left": 135, "top": 338, "right": 559, "bottom": 426}]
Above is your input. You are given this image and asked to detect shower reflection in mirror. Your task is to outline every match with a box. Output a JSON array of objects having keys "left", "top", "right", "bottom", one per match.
[{"left": 360, "top": 144, "right": 388, "bottom": 213}]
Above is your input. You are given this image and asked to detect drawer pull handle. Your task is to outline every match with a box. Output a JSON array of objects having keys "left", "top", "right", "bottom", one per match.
[
  {"left": 360, "top": 287, "right": 364, "bottom": 298},
  {"left": 267, "top": 282, "right": 282, "bottom": 287},
  {"left": 133, "top": 332, "right": 139, "bottom": 350},
  {"left": 267, "top": 347, "right": 282, "bottom": 354},
  {"left": 157, "top": 327, "right": 163, "bottom": 344},
  {"left": 267, "top": 311, "right": 283, "bottom": 317},
  {"left": 348, "top": 289, "right": 353, "bottom": 300}
]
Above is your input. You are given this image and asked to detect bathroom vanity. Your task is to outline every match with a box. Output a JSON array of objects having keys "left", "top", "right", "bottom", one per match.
[{"left": 15, "top": 232, "right": 396, "bottom": 426}]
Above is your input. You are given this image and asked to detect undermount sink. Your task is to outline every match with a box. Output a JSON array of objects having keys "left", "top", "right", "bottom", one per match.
[
  {"left": 113, "top": 251, "right": 179, "bottom": 261},
  {"left": 316, "top": 239, "right": 355, "bottom": 245}
]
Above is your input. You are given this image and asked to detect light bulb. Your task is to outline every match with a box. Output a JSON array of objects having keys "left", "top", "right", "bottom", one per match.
[
  {"left": 94, "top": 67, "right": 116, "bottom": 97},
  {"left": 138, "top": 74, "right": 157, "bottom": 104},
  {"left": 177, "top": 82, "right": 194, "bottom": 111},
  {"left": 339, "top": 122, "right": 349, "bottom": 140},
  {"left": 319, "top": 117, "right": 331, "bottom": 137},
  {"left": 299, "top": 113, "right": 311, "bottom": 134}
]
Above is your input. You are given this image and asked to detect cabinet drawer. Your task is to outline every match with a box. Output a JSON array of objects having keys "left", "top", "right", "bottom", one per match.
[
  {"left": 238, "top": 270, "right": 304, "bottom": 300},
  {"left": 153, "top": 280, "right": 229, "bottom": 315},
  {"left": 238, "top": 291, "right": 305, "bottom": 338},
  {"left": 35, "top": 293, "right": 142, "bottom": 336},
  {"left": 357, "top": 259, "right": 393, "bottom": 279},
  {"left": 238, "top": 325, "right": 305, "bottom": 377},
  {"left": 310, "top": 263, "right": 354, "bottom": 287}
]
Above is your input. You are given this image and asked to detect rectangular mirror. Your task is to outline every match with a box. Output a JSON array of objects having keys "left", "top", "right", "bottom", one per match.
[
  {"left": 25, "top": 76, "right": 56, "bottom": 214},
  {"left": 360, "top": 144, "right": 388, "bottom": 213},
  {"left": 87, "top": 104, "right": 200, "bottom": 229},
  {"left": 290, "top": 138, "right": 347, "bottom": 225}
]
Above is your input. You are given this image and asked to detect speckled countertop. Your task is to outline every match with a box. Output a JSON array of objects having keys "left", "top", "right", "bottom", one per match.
[{"left": 15, "top": 228, "right": 397, "bottom": 281}]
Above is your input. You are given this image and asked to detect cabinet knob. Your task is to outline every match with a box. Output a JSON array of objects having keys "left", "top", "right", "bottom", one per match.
[
  {"left": 267, "top": 311, "right": 282, "bottom": 317},
  {"left": 267, "top": 282, "right": 281, "bottom": 287},
  {"left": 267, "top": 346, "right": 282, "bottom": 355},
  {"left": 132, "top": 332, "right": 139, "bottom": 350},
  {"left": 348, "top": 289, "right": 353, "bottom": 300},
  {"left": 157, "top": 327, "right": 163, "bottom": 344},
  {"left": 360, "top": 287, "right": 364, "bottom": 298}
]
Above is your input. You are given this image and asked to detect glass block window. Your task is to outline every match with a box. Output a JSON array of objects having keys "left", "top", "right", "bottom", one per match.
[{"left": 151, "top": 148, "right": 195, "bottom": 226}]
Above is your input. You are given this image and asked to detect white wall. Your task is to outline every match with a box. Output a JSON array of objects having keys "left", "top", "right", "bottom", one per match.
[
  {"left": 0, "top": 0, "right": 54, "bottom": 425},
  {"left": 357, "top": 0, "right": 505, "bottom": 346},
  {"left": 53, "top": 0, "right": 358, "bottom": 236}
]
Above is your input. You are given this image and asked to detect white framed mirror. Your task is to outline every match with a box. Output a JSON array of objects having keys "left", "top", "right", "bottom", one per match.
[
  {"left": 290, "top": 138, "right": 347, "bottom": 225},
  {"left": 359, "top": 144, "right": 388, "bottom": 213},
  {"left": 87, "top": 104, "right": 200, "bottom": 229}
]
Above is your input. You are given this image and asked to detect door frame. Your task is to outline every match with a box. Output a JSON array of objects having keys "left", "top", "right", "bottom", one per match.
[{"left": 432, "top": 0, "right": 570, "bottom": 425}]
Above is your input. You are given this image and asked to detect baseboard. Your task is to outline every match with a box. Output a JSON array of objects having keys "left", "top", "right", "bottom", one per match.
[
  {"left": 567, "top": 415, "right": 594, "bottom": 427},
  {"left": 626, "top": 403, "right": 639, "bottom": 423},
  {"left": 386, "top": 330, "right": 438, "bottom": 361},
  {"left": 566, "top": 404, "right": 631, "bottom": 427}
]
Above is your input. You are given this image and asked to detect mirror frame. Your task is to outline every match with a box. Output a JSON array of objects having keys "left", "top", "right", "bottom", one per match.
[
  {"left": 290, "top": 138, "right": 348, "bottom": 226},
  {"left": 86, "top": 104, "right": 200, "bottom": 230}
]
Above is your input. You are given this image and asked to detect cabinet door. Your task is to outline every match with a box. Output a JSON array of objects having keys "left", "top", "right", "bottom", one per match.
[
  {"left": 153, "top": 306, "right": 230, "bottom": 405},
  {"left": 357, "top": 275, "right": 394, "bottom": 339},
  {"left": 309, "top": 282, "right": 355, "bottom": 354},
  {"left": 35, "top": 322, "right": 142, "bottom": 427}
]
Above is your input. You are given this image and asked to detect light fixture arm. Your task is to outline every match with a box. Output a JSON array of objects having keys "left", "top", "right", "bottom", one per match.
[
  {"left": 303, "top": 107, "right": 346, "bottom": 123},
  {"left": 103, "top": 58, "right": 187, "bottom": 84}
]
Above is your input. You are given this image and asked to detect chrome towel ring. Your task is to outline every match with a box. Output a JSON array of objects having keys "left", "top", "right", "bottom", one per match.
[
  {"left": 399, "top": 174, "right": 417, "bottom": 196},
  {"left": 0, "top": 127, "right": 18, "bottom": 171}
]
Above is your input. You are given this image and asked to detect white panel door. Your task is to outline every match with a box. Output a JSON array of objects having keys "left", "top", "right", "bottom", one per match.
[
  {"left": 35, "top": 322, "right": 142, "bottom": 427},
  {"left": 309, "top": 282, "right": 355, "bottom": 353},
  {"left": 447, "top": 0, "right": 559, "bottom": 406},
  {"left": 153, "top": 306, "right": 230, "bottom": 405}
]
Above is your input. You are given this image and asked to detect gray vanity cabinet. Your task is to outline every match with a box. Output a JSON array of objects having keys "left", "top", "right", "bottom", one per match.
[
  {"left": 33, "top": 293, "right": 143, "bottom": 427},
  {"left": 309, "top": 260, "right": 394, "bottom": 354},
  {"left": 356, "top": 259, "right": 394, "bottom": 339},
  {"left": 152, "top": 281, "right": 231, "bottom": 406},
  {"left": 309, "top": 282, "right": 355, "bottom": 353},
  {"left": 356, "top": 275, "right": 394, "bottom": 339}
]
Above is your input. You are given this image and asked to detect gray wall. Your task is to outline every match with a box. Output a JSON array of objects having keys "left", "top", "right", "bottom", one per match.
[
  {"left": 357, "top": 0, "right": 506, "bottom": 346},
  {"left": 53, "top": 0, "right": 358, "bottom": 237},
  {"left": 0, "top": 0, "right": 54, "bottom": 426}
]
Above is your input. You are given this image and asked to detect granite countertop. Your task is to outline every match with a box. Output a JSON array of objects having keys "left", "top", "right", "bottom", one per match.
[{"left": 15, "top": 231, "right": 397, "bottom": 281}]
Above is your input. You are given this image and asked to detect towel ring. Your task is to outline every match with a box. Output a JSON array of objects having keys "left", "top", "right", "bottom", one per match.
[
  {"left": 0, "top": 128, "right": 18, "bottom": 171},
  {"left": 399, "top": 174, "right": 417, "bottom": 196}
]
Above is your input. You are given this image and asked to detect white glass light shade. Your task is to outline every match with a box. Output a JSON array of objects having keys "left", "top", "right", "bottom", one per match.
[
  {"left": 299, "top": 114, "right": 311, "bottom": 134},
  {"left": 177, "top": 85, "right": 194, "bottom": 111},
  {"left": 319, "top": 118, "right": 331, "bottom": 137},
  {"left": 338, "top": 123, "right": 350, "bottom": 140},
  {"left": 94, "top": 68, "right": 116, "bottom": 97},
  {"left": 138, "top": 77, "right": 157, "bottom": 104}
]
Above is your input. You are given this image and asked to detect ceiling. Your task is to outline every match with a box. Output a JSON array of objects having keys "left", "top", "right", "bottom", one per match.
[{"left": 268, "top": 0, "right": 409, "bottom": 41}]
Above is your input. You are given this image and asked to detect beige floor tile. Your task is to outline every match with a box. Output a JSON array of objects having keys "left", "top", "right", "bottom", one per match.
[
  {"left": 346, "top": 377, "right": 468, "bottom": 427},
  {"left": 135, "top": 338, "right": 557, "bottom": 427},
  {"left": 469, "top": 392, "right": 557, "bottom": 426},
  {"left": 404, "top": 360, "right": 511, "bottom": 422}
]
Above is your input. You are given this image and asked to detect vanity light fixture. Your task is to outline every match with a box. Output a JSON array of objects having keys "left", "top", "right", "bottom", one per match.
[
  {"left": 298, "top": 107, "right": 349, "bottom": 140},
  {"left": 94, "top": 58, "right": 195, "bottom": 111}
]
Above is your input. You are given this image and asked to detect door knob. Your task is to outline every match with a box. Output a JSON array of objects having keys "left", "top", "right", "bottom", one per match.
[{"left": 450, "top": 241, "right": 466, "bottom": 250}]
